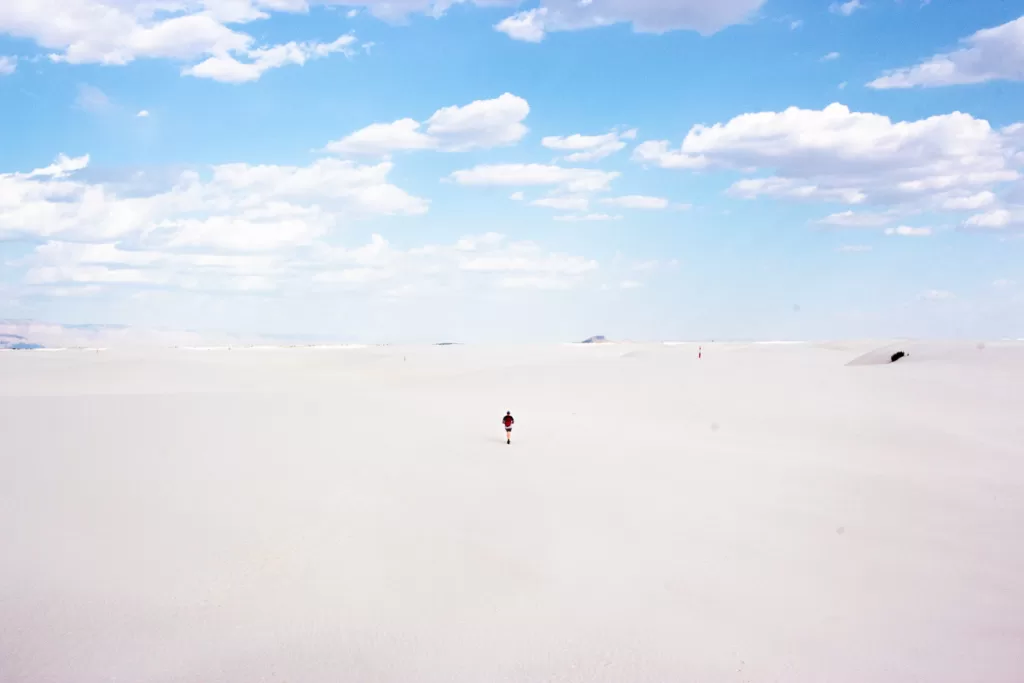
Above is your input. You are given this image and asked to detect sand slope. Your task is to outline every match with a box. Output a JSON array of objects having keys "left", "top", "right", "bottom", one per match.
[{"left": 1, "top": 343, "right": 1022, "bottom": 682}]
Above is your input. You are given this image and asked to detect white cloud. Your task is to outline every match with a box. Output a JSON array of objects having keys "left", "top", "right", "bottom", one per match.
[
  {"left": 0, "top": 154, "right": 427, "bottom": 247},
  {"left": 600, "top": 195, "right": 669, "bottom": 210},
  {"left": 184, "top": 34, "right": 356, "bottom": 83},
  {"left": 829, "top": 0, "right": 864, "bottom": 17},
  {"left": 941, "top": 191, "right": 995, "bottom": 210},
  {"left": 0, "top": 1, "right": 358, "bottom": 82},
  {"left": 553, "top": 213, "right": 622, "bottom": 222},
  {"left": 495, "top": 8, "right": 549, "bottom": 42},
  {"left": 868, "top": 16, "right": 1024, "bottom": 89},
  {"left": 425, "top": 93, "right": 530, "bottom": 151},
  {"left": 509, "top": 191, "right": 525, "bottom": 201},
  {"left": 619, "top": 280, "right": 643, "bottom": 289},
  {"left": 921, "top": 289, "right": 953, "bottom": 300},
  {"left": 838, "top": 81, "right": 847, "bottom": 89},
  {"left": 347, "top": 9, "right": 359, "bottom": 18},
  {"left": 817, "top": 210, "right": 894, "bottom": 227},
  {"left": 494, "top": 0, "right": 767, "bottom": 42},
  {"left": 136, "top": 109, "right": 150, "bottom": 118},
  {"left": 18, "top": 229, "right": 602, "bottom": 297},
  {"left": 822, "top": 51, "right": 840, "bottom": 61},
  {"left": 633, "top": 140, "right": 709, "bottom": 169},
  {"left": 327, "top": 119, "right": 436, "bottom": 156},
  {"left": 1, "top": 1, "right": 769, "bottom": 77},
  {"left": 542, "top": 128, "right": 637, "bottom": 162},
  {"left": 0, "top": 55, "right": 16, "bottom": 75},
  {"left": 790, "top": 20, "right": 804, "bottom": 30},
  {"left": 531, "top": 196, "right": 590, "bottom": 211},
  {"left": 326, "top": 93, "right": 529, "bottom": 156},
  {"left": 75, "top": 84, "right": 111, "bottom": 112},
  {"left": 450, "top": 164, "right": 620, "bottom": 193},
  {"left": 27, "top": 153, "right": 91, "bottom": 179},
  {"left": 634, "top": 103, "right": 1022, "bottom": 211},
  {"left": 729, "top": 177, "right": 867, "bottom": 204},
  {"left": 885, "top": 225, "right": 932, "bottom": 237},
  {"left": 838, "top": 245, "right": 872, "bottom": 252},
  {"left": 963, "top": 208, "right": 1024, "bottom": 231}
]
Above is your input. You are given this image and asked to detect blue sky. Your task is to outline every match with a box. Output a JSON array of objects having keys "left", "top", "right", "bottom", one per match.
[{"left": 0, "top": 0, "right": 1022, "bottom": 343}]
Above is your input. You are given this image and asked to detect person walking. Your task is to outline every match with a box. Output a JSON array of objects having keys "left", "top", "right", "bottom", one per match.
[{"left": 502, "top": 411, "right": 514, "bottom": 445}]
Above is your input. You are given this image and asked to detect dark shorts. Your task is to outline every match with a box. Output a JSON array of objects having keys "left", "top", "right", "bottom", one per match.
[{"left": 505, "top": 427, "right": 512, "bottom": 432}]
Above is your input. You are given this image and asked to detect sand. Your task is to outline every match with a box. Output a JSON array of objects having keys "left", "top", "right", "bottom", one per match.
[{"left": 1, "top": 342, "right": 1022, "bottom": 682}]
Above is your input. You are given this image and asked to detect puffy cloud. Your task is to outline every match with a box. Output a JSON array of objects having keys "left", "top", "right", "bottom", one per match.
[
  {"left": 633, "top": 140, "right": 709, "bottom": 169},
  {"left": 0, "top": 154, "right": 427, "bottom": 247},
  {"left": 1, "top": 0, "right": 769, "bottom": 77},
  {"left": 963, "top": 208, "right": 1024, "bottom": 231},
  {"left": 326, "top": 93, "right": 529, "bottom": 156},
  {"left": 495, "top": 8, "right": 548, "bottom": 43},
  {"left": 494, "top": 0, "right": 766, "bottom": 41},
  {"left": 0, "top": 0, "right": 357, "bottom": 82},
  {"left": 326, "top": 119, "right": 435, "bottom": 156},
  {"left": 27, "top": 153, "right": 91, "bottom": 179},
  {"left": 542, "top": 129, "right": 636, "bottom": 162},
  {"left": 184, "top": 35, "right": 356, "bottom": 83},
  {"left": 829, "top": 1, "right": 864, "bottom": 17},
  {"left": 136, "top": 110, "right": 150, "bottom": 118},
  {"left": 425, "top": 93, "right": 529, "bottom": 151},
  {"left": 0, "top": 55, "right": 15, "bottom": 75},
  {"left": 885, "top": 226, "right": 933, "bottom": 237},
  {"left": 822, "top": 51, "right": 840, "bottom": 61},
  {"left": 449, "top": 164, "right": 620, "bottom": 193},
  {"left": 635, "top": 103, "right": 1022, "bottom": 210},
  {"left": 600, "top": 195, "right": 669, "bottom": 210},
  {"left": 868, "top": 16, "right": 1024, "bottom": 89}
]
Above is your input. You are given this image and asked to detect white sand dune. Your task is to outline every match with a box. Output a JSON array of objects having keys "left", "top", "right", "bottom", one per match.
[{"left": 1, "top": 342, "right": 1023, "bottom": 682}]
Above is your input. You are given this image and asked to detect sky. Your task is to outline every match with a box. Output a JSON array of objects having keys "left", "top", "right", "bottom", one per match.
[{"left": 0, "top": 0, "right": 1022, "bottom": 343}]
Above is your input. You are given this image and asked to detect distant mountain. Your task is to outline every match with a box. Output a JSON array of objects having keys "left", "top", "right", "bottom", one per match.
[
  {"left": 0, "top": 319, "right": 261, "bottom": 349},
  {"left": 581, "top": 335, "right": 608, "bottom": 344},
  {"left": 0, "top": 332, "right": 43, "bottom": 350},
  {"left": 3, "top": 342, "right": 44, "bottom": 350}
]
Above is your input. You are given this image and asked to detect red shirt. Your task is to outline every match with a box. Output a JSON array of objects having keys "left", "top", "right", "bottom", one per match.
[{"left": 503, "top": 415, "right": 514, "bottom": 427}]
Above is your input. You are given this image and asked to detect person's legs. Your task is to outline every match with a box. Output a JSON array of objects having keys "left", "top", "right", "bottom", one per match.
[{"left": 506, "top": 428, "right": 511, "bottom": 444}]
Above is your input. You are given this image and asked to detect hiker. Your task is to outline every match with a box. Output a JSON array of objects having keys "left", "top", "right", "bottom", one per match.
[{"left": 502, "top": 411, "right": 514, "bottom": 445}]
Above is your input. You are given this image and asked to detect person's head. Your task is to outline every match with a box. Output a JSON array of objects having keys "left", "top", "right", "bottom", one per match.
[{"left": 507, "top": 411, "right": 511, "bottom": 415}]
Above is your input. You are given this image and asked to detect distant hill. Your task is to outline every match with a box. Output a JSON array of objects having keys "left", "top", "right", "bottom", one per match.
[
  {"left": 581, "top": 335, "right": 608, "bottom": 344},
  {"left": 0, "top": 332, "right": 44, "bottom": 350}
]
